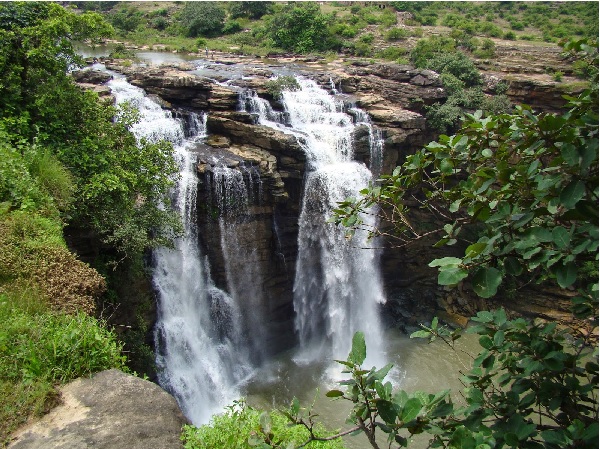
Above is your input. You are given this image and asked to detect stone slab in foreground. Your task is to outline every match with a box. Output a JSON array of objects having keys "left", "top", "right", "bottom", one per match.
[{"left": 8, "top": 369, "right": 188, "bottom": 449}]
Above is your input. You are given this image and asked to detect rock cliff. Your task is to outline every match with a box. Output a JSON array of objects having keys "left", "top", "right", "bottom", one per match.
[{"left": 77, "top": 57, "right": 576, "bottom": 351}]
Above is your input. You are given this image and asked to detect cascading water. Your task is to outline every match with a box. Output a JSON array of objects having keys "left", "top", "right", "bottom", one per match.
[
  {"left": 241, "top": 78, "right": 386, "bottom": 367},
  {"left": 108, "top": 75, "right": 252, "bottom": 424},
  {"left": 206, "top": 164, "right": 269, "bottom": 364}
]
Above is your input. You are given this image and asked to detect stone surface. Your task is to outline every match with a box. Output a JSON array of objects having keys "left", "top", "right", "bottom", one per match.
[{"left": 8, "top": 369, "right": 188, "bottom": 449}]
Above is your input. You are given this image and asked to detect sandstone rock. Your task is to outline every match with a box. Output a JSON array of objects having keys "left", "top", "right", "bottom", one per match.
[
  {"left": 72, "top": 69, "right": 112, "bottom": 85},
  {"left": 8, "top": 369, "right": 188, "bottom": 449}
]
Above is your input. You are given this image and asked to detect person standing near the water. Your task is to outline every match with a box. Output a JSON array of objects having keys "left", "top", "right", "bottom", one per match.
[{"left": 205, "top": 47, "right": 209, "bottom": 58}]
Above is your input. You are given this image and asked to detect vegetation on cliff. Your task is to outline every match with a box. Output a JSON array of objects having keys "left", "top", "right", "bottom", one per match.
[
  {"left": 0, "top": 2, "right": 179, "bottom": 442},
  {"left": 326, "top": 40, "right": 598, "bottom": 449}
]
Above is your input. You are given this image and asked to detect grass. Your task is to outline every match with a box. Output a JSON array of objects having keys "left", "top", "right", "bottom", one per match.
[{"left": 0, "top": 291, "right": 126, "bottom": 445}]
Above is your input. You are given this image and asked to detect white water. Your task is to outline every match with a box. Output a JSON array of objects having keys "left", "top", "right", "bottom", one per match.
[
  {"left": 208, "top": 165, "right": 269, "bottom": 364},
  {"left": 241, "top": 78, "right": 387, "bottom": 369},
  {"left": 108, "top": 76, "right": 252, "bottom": 424}
]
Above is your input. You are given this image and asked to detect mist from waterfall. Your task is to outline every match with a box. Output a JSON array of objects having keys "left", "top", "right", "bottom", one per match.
[
  {"left": 241, "top": 78, "right": 386, "bottom": 368},
  {"left": 108, "top": 76, "right": 252, "bottom": 425}
]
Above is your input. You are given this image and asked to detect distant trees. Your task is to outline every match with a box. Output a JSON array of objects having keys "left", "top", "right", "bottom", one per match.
[
  {"left": 229, "top": 1, "right": 272, "bottom": 20},
  {"left": 181, "top": 2, "right": 226, "bottom": 38},
  {"left": 266, "top": 3, "right": 340, "bottom": 53}
]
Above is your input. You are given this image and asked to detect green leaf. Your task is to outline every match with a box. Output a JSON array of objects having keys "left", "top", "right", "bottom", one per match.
[
  {"left": 559, "top": 180, "right": 585, "bottom": 209},
  {"left": 493, "top": 330, "right": 505, "bottom": 347},
  {"left": 326, "top": 390, "right": 344, "bottom": 398},
  {"left": 541, "top": 429, "right": 569, "bottom": 445},
  {"left": 290, "top": 397, "right": 300, "bottom": 415},
  {"left": 438, "top": 267, "right": 469, "bottom": 285},
  {"left": 429, "top": 256, "right": 462, "bottom": 267},
  {"left": 465, "top": 242, "right": 487, "bottom": 259},
  {"left": 400, "top": 397, "right": 422, "bottom": 422},
  {"left": 471, "top": 310, "right": 494, "bottom": 323},
  {"left": 410, "top": 329, "right": 431, "bottom": 339},
  {"left": 348, "top": 331, "right": 366, "bottom": 365},
  {"left": 552, "top": 226, "right": 570, "bottom": 249},
  {"left": 259, "top": 411, "right": 272, "bottom": 434},
  {"left": 554, "top": 261, "right": 577, "bottom": 288},
  {"left": 481, "top": 148, "right": 493, "bottom": 158},
  {"left": 504, "top": 257, "right": 523, "bottom": 276},
  {"left": 376, "top": 399, "right": 399, "bottom": 424},
  {"left": 471, "top": 267, "right": 502, "bottom": 298},
  {"left": 440, "top": 158, "right": 454, "bottom": 174}
]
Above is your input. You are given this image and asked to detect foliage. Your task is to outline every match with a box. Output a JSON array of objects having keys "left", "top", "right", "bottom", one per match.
[
  {"left": 180, "top": 2, "right": 226, "bottom": 38},
  {"left": 0, "top": 212, "right": 105, "bottom": 314},
  {"left": 335, "top": 89, "right": 598, "bottom": 297},
  {"left": 265, "top": 3, "right": 339, "bottom": 54},
  {"left": 229, "top": 2, "right": 272, "bottom": 20},
  {"left": 325, "top": 44, "right": 598, "bottom": 448},
  {"left": 108, "top": 6, "right": 142, "bottom": 33},
  {"left": 181, "top": 399, "right": 344, "bottom": 449},
  {"left": 223, "top": 20, "right": 243, "bottom": 35},
  {"left": 315, "top": 325, "right": 598, "bottom": 449},
  {"left": 265, "top": 76, "right": 301, "bottom": 100},
  {"left": 0, "top": 293, "right": 126, "bottom": 443}
]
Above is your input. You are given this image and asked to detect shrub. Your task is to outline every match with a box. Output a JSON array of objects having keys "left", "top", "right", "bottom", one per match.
[
  {"left": 223, "top": 20, "right": 242, "bottom": 35},
  {"left": 375, "top": 46, "right": 408, "bottom": 62},
  {"left": 359, "top": 32, "right": 374, "bottom": 44},
  {"left": 181, "top": 399, "right": 344, "bottom": 449},
  {"left": 503, "top": 31, "right": 517, "bottom": 40},
  {"left": 385, "top": 27, "right": 409, "bottom": 41},
  {"left": 180, "top": 2, "right": 226, "bottom": 38},
  {"left": 265, "top": 76, "right": 300, "bottom": 99}
]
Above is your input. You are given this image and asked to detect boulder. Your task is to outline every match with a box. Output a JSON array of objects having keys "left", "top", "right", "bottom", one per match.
[
  {"left": 8, "top": 369, "right": 188, "bottom": 449},
  {"left": 72, "top": 69, "right": 112, "bottom": 85}
]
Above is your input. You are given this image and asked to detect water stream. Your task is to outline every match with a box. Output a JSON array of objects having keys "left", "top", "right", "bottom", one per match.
[{"left": 241, "top": 78, "right": 386, "bottom": 369}]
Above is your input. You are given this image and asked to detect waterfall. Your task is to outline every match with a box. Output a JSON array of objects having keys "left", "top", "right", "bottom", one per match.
[
  {"left": 108, "top": 76, "right": 251, "bottom": 425},
  {"left": 241, "top": 78, "right": 387, "bottom": 367},
  {"left": 206, "top": 164, "right": 269, "bottom": 364}
]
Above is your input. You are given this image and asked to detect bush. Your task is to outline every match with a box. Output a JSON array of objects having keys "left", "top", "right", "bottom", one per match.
[
  {"left": 376, "top": 46, "right": 408, "bottom": 62},
  {"left": 181, "top": 399, "right": 345, "bottom": 449},
  {"left": 266, "top": 3, "right": 337, "bottom": 53},
  {"left": 223, "top": 20, "right": 242, "bottom": 35},
  {"left": 426, "top": 51, "right": 482, "bottom": 86},
  {"left": 504, "top": 31, "right": 517, "bottom": 40},
  {"left": 410, "top": 35, "right": 456, "bottom": 67},
  {"left": 359, "top": 32, "right": 374, "bottom": 44},
  {"left": 265, "top": 76, "right": 300, "bottom": 99},
  {"left": 385, "top": 27, "right": 409, "bottom": 41},
  {"left": 180, "top": 2, "right": 225, "bottom": 38}
]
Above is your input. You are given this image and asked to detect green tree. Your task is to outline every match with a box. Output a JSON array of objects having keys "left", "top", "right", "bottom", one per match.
[
  {"left": 266, "top": 3, "right": 339, "bottom": 54},
  {"left": 229, "top": 1, "right": 272, "bottom": 20},
  {"left": 180, "top": 2, "right": 226, "bottom": 38},
  {"left": 0, "top": 2, "right": 180, "bottom": 260},
  {"left": 323, "top": 41, "right": 598, "bottom": 449}
]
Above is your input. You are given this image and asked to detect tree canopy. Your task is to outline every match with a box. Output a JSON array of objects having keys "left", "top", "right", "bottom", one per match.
[{"left": 0, "top": 1, "right": 180, "bottom": 260}]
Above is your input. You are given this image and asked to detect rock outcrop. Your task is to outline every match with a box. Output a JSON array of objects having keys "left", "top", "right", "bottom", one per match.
[{"left": 8, "top": 369, "right": 188, "bottom": 449}]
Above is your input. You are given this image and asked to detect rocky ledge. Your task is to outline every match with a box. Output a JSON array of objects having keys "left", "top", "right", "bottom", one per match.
[{"left": 8, "top": 369, "right": 187, "bottom": 449}]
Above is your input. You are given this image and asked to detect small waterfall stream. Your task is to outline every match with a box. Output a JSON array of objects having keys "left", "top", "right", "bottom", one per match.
[
  {"left": 108, "top": 76, "right": 252, "bottom": 424},
  {"left": 241, "top": 78, "right": 387, "bottom": 367}
]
